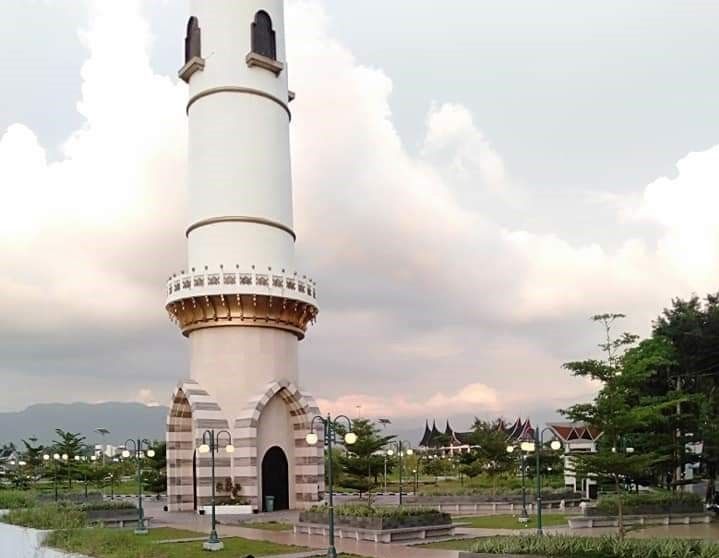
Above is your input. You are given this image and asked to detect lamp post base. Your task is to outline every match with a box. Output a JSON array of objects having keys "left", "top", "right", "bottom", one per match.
[
  {"left": 134, "top": 528, "right": 149, "bottom": 535},
  {"left": 203, "top": 541, "right": 225, "bottom": 551}
]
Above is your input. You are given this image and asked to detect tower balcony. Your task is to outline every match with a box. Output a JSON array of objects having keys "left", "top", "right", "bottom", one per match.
[{"left": 165, "top": 266, "right": 318, "bottom": 338}]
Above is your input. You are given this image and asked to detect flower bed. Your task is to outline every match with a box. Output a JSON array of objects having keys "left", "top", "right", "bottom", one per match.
[
  {"left": 587, "top": 492, "right": 703, "bottom": 517},
  {"left": 300, "top": 504, "right": 451, "bottom": 530},
  {"left": 465, "top": 535, "right": 719, "bottom": 558}
]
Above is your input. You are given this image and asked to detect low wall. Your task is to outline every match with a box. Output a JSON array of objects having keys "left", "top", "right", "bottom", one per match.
[
  {"left": 396, "top": 500, "right": 579, "bottom": 515},
  {"left": 0, "top": 521, "right": 84, "bottom": 558},
  {"left": 569, "top": 513, "right": 713, "bottom": 529},
  {"left": 295, "top": 521, "right": 454, "bottom": 543},
  {"left": 410, "top": 493, "right": 580, "bottom": 504}
]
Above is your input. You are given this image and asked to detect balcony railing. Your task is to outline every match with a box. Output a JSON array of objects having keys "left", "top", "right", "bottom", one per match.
[{"left": 166, "top": 266, "right": 317, "bottom": 306}]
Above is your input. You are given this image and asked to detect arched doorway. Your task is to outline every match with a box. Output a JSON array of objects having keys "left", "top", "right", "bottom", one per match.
[{"left": 262, "top": 446, "right": 289, "bottom": 511}]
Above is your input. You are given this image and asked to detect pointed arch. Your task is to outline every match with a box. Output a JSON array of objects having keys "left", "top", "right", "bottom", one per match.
[
  {"left": 251, "top": 10, "right": 277, "bottom": 60},
  {"left": 166, "top": 379, "right": 229, "bottom": 511},
  {"left": 233, "top": 380, "right": 324, "bottom": 509}
]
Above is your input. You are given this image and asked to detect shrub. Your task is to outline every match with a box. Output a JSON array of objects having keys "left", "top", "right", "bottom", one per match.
[
  {"left": 471, "top": 535, "right": 719, "bottom": 558},
  {"left": 594, "top": 491, "right": 703, "bottom": 516},
  {"left": 304, "top": 504, "right": 451, "bottom": 529},
  {"left": 79, "top": 501, "right": 136, "bottom": 512},
  {"left": 4, "top": 504, "right": 86, "bottom": 530},
  {"left": 0, "top": 490, "right": 37, "bottom": 510}
]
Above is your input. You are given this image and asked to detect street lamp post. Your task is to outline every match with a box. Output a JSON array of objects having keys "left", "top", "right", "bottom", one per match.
[
  {"left": 533, "top": 428, "right": 562, "bottom": 535},
  {"left": 506, "top": 443, "right": 532, "bottom": 523},
  {"left": 306, "top": 414, "right": 358, "bottom": 558},
  {"left": 386, "top": 440, "right": 413, "bottom": 506},
  {"left": 122, "top": 439, "right": 156, "bottom": 535},
  {"left": 198, "top": 430, "right": 234, "bottom": 551}
]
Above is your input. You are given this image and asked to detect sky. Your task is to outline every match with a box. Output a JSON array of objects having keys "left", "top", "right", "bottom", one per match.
[{"left": 1, "top": 1, "right": 719, "bottom": 434}]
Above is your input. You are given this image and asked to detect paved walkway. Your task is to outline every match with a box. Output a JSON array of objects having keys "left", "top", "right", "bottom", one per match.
[{"left": 148, "top": 503, "right": 463, "bottom": 558}]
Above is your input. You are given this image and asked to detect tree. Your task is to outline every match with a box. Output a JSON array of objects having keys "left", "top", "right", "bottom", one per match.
[
  {"left": 450, "top": 419, "right": 515, "bottom": 496},
  {"left": 653, "top": 294, "right": 719, "bottom": 498},
  {"left": 337, "top": 418, "right": 395, "bottom": 497},
  {"left": 20, "top": 437, "right": 44, "bottom": 487},
  {"left": 52, "top": 429, "right": 87, "bottom": 487},
  {"left": 562, "top": 314, "right": 682, "bottom": 538},
  {"left": 143, "top": 441, "right": 167, "bottom": 497}
]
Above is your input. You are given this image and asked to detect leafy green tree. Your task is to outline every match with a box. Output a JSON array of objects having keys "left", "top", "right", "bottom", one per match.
[
  {"left": 20, "top": 437, "right": 44, "bottom": 487},
  {"left": 142, "top": 441, "right": 166, "bottom": 497},
  {"left": 562, "top": 314, "right": 682, "bottom": 538},
  {"left": 464, "top": 419, "right": 514, "bottom": 496},
  {"left": 422, "top": 456, "right": 449, "bottom": 481},
  {"left": 653, "top": 294, "right": 719, "bottom": 498},
  {"left": 338, "top": 419, "right": 395, "bottom": 496},
  {"left": 52, "top": 430, "right": 87, "bottom": 488}
]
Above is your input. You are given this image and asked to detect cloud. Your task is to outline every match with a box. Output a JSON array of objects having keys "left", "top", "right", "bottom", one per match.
[
  {"left": 1, "top": 0, "right": 718, "bottom": 420},
  {"left": 317, "top": 382, "right": 500, "bottom": 420},
  {"left": 136, "top": 388, "right": 160, "bottom": 407},
  {"left": 422, "top": 102, "right": 507, "bottom": 192}
]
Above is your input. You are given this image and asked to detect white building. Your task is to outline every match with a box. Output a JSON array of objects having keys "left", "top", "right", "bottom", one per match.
[
  {"left": 547, "top": 423, "right": 601, "bottom": 498},
  {"left": 165, "top": 0, "right": 323, "bottom": 513}
]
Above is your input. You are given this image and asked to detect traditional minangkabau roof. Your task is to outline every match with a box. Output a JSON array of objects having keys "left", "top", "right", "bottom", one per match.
[
  {"left": 547, "top": 422, "right": 602, "bottom": 442},
  {"left": 504, "top": 417, "right": 523, "bottom": 439},
  {"left": 418, "top": 419, "right": 472, "bottom": 448},
  {"left": 419, "top": 420, "right": 432, "bottom": 447}
]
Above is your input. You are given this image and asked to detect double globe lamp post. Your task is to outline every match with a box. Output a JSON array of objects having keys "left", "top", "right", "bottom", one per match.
[
  {"left": 121, "top": 439, "right": 156, "bottom": 535},
  {"left": 506, "top": 430, "right": 562, "bottom": 534},
  {"left": 386, "top": 441, "right": 413, "bottom": 505},
  {"left": 306, "top": 414, "right": 358, "bottom": 558},
  {"left": 198, "top": 429, "right": 234, "bottom": 551}
]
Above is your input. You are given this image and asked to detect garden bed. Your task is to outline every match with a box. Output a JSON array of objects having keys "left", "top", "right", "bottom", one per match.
[
  {"left": 585, "top": 492, "right": 704, "bottom": 517},
  {"left": 456, "top": 535, "right": 719, "bottom": 558},
  {"left": 298, "top": 504, "right": 453, "bottom": 542},
  {"left": 300, "top": 504, "right": 451, "bottom": 530}
]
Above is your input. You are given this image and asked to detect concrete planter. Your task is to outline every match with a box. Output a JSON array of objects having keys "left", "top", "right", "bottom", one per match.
[
  {"left": 295, "top": 521, "right": 454, "bottom": 543},
  {"left": 396, "top": 500, "right": 580, "bottom": 515},
  {"left": 410, "top": 492, "right": 580, "bottom": 504},
  {"left": 569, "top": 512, "right": 713, "bottom": 529},
  {"left": 201, "top": 504, "right": 253, "bottom": 515},
  {"left": 585, "top": 503, "right": 703, "bottom": 516},
  {"left": 299, "top": 510, "right": 451, "bottom": 530}
]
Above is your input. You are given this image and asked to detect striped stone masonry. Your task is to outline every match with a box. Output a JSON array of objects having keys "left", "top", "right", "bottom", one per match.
[
  {"left": 166, "top": 378, "right": 324, "bottom": 512},
  {"left": 233, "top": 379, "right": 324, "bottom": 510}
]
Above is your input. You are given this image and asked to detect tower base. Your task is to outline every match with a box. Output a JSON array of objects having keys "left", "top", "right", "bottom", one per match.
[{"left": 166, "top": 378, "right": 324, "bottom": 512}]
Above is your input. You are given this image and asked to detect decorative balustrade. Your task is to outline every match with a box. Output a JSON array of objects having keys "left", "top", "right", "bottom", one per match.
[{"left": 166, "top": 266, "right": 318, "bottom": 306}]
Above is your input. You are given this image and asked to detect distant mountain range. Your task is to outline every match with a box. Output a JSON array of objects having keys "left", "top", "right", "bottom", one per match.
[{"left": 0, "top": 402, "right": 168, "bottom": 447}]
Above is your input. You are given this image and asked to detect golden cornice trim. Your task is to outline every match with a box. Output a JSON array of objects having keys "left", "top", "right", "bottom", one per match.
[
  {"left": 185, "top": 216, "right": 296, "bottom": 241},
  {"left": 186, "top": 86, "right": 291, "bottom": 120},
  {"left": 166, "top": 293, "right": 317, "bottom": 340}
]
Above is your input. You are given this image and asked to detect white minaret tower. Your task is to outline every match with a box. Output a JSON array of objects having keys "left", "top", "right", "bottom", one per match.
[{"left": 165, "top": 0, "right": 323, "bottom": 513}]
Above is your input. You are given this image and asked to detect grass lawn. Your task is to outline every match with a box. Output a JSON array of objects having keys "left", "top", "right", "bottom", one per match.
[
  {"left": 46, "top": 527, "right": 307, "bottom": 557},
  {"left": 237, "top": 520, "right": 293, "bottom": 531},
  {"left": 455, "top": 513, "right": 572, "bottom": 529}
]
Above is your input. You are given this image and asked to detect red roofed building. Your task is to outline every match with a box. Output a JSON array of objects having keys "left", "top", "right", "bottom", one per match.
[{"left": 547, "top": 422, "right": 603, "bottom": 497}]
